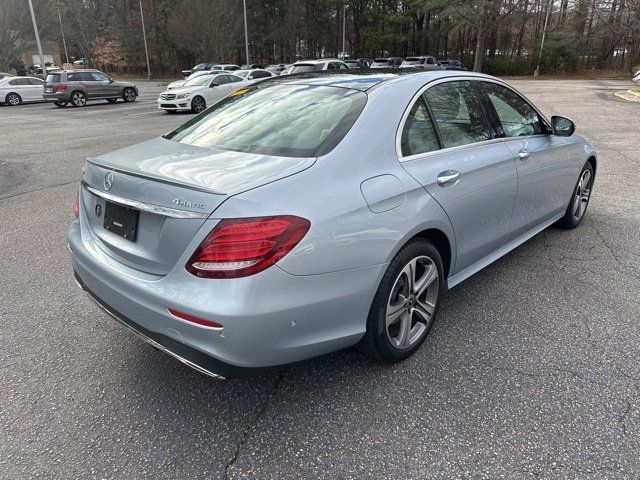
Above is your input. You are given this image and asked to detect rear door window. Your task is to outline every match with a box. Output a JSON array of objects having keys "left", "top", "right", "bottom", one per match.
[
  {"left": 424, "top": 80, "right": 492, "bottom": 148},
  {"left": 9, "top": 78, "right": 30, "bottom": 86},
  {"left": 27, "top": 78, "right": 44, "bottom": 85},
  {"left": 401, "top": 96, "right": 440, "bottom": 157}
]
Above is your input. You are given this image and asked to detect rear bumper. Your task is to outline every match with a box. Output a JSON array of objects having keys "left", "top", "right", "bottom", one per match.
[
  {"left": 69, "top": 218, "right": 382, "bottom": 378},
  {"left": 43, "top": 92, "right": 70, "bottom": 102},
  {"left": 73, "top": 272, "right": 267, "bottom": 379}
]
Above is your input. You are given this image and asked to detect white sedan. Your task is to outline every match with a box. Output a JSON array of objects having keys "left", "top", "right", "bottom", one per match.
[
  {"left": 0, "top": 76, "right": 45, "bottom": 106},
  {"left": 157, "top": 72, "right": 248, "bottom": 113}
]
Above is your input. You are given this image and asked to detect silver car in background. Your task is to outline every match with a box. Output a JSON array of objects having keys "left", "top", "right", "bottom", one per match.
[
  {"left": 0, "top": 76, "right": 45, "bottom": 105},
  {"left": 70, "top": 71, "right": 596, "bottom": 378}
]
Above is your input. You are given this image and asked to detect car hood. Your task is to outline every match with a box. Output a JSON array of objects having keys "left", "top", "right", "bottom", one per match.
[
  {"left": 160, "top": 85, "right": 204, "bottom": 96},
  {"left": 87, "top": 136, "right": 316, "bottom": 195},
  {"left": 167, "top": 80, "right": 186, "bottom": 89}
]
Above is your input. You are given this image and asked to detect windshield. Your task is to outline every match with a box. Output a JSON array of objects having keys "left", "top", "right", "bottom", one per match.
[
  {"left": 166, "top": 84, "right": 367, "bottom": 157},
  {"left": 289, "top": 64, "right": 318, "bottom": 74},
  {"left": 192, "top": 63, "right": 207, "bottom": 70},
  {"left": 234, "top": 70, "right": 250, "bottom": 79},
  {"left": 184, "top": 74, "right": 214, "bottom": 87}
]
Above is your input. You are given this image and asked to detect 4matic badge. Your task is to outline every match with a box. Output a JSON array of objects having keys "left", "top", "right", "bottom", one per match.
[{"left": 172, "top": 198, "right": 207, "bottom": 209}]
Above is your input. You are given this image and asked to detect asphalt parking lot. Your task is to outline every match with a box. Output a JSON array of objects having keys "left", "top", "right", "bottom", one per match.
[{"left": 1, "top": 78, "right": 639, "bottom": 480}]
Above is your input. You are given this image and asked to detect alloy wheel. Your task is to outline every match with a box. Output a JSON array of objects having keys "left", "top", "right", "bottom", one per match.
[
  {"left": 385, "top": 255, "right": 439, "bottom": 350},
  {"left": 71, "top": 92, "right": 86, "bottom": 107},
  {"left": 7, "top": 93, "right": 20, "bottom": 106},
  {"left": 192, "top": 96, "right": 205, "bottom": 113},
  {"left": 123, "top": 89, "right": 136, "bottom": 102},
  {"left": 572, "top": 168, "right": 592, "bottom": 221}
]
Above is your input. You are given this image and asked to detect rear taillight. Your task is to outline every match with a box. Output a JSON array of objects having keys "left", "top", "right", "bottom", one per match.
[
  {"left": 186, "top": 216, "right": 310, "bottom": 279},
  {"left": 73, "top": 191, "right": 79, "bottom": 218},
  {"left": 56, "top": 83, "right": 68, "bottom": 92}
]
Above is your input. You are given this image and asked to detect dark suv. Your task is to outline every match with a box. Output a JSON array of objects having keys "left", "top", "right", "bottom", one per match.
[{"left": 43, "top": 69, "right": 138, "bottom": 107}]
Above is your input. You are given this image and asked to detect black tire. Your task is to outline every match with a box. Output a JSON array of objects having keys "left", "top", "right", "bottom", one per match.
[
  {"left": 70, "top": 91, "right": 87, "bottom": 107},
  {"left": 191, "top": 96, "right": 206, "bottom": 113},
  {"left": 53, "top": 101, "right": 67, "bottom": 107},
  {"left": 361, "top": 239, "right": 444, "bottom": 363},
  {"left": 6, "top": 93, "right": 21, "bottom": 106},
  {"left": 556, "top": 161, "right": 594, "bottom": 229},
  {"left": 122, "top": 88, "right": 136, "bottom": 103},
  {"left": 107, "top": 98, "right": 118, "bottom": 104}
]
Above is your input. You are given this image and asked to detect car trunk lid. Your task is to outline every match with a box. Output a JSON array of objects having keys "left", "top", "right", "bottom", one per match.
[{"left": 80, "top": 136, "right": 315, "bottom": 275}]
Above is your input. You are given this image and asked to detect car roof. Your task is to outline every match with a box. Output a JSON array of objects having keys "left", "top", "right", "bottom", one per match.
[
  {"left": 258, "top": 70, "right": 496, "bottom": 92},
  {"left": 59, "top": 69, "right": 101, "bottom": 73}
]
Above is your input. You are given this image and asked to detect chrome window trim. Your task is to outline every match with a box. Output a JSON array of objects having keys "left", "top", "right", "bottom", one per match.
[
  {"left": 82, "top": 181, "right": 209, "bottom": 219},
  {"left": 396, "top": 75, "right": 552, "bottom": 163}
]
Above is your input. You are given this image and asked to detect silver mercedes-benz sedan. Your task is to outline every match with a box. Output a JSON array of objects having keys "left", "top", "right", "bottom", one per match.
[{"left": 70, "top": 71, "right": 596, "bottom": 378}]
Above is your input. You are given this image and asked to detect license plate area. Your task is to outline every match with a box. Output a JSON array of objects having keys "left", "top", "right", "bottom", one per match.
[
  {"left": 103, "top": 201, "right": 138, "bottom": 241},
  {"left": 45, "top": 87, "right": 53, "bottom": 93}
]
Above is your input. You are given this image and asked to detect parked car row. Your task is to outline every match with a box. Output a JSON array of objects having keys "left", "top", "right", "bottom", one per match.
[
  {"left": 181, "top": 63, "right": 242, "bottom": 79},
  {"left": 180, "top": 56, "right": 467, "bottom": 81}
]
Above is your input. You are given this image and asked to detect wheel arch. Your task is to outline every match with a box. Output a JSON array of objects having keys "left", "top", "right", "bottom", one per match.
[
  {"left": 586, "top": 155, "right": 597, "bottom": 178},
  {"left": 410, "top": 228, "right": 453, "bottom": 281},
  {"left": 5, "top": 92, "right": 21, "bottom": 104}
]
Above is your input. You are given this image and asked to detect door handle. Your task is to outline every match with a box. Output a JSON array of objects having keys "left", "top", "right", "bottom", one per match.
[
  {"left": 436, "top": 170, "right": 461, "bottom": 186},
  {"left": 518, "top": 149, "right": 532, "bottom": 160}
]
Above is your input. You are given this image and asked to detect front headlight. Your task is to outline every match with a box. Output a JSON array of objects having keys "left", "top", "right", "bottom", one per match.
[{"left": 176, "top": 93, "right": 190, "bottom": 99}]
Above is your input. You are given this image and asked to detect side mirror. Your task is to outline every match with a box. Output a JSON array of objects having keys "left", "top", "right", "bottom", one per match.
[
  {"left": 210, "top": 82, "right": 219, "bottom": 87},
  {"left": 108, "top": 78, "right": 114, "bottom": 83},
  {"left": 248, "top": 75, "right": 254, "bottom": 80},
  {"left": 551, "top": 116, "right": 575, "bottom": 136}
]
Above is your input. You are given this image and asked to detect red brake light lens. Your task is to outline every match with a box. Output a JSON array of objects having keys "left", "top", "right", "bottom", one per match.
[
  {"left": 186, "top": 215, "right": 311, "bottom": 279},
  {"left": 73, "top": 191, "right": 79, "bottom": 218},
  {"left": 56, "top": 83, "right": 68, "bottom": 92}
]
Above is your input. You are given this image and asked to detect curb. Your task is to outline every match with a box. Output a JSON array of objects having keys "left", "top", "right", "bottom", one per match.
[{"left": 614, "top": 89, "right": 640, "bottom": 102}]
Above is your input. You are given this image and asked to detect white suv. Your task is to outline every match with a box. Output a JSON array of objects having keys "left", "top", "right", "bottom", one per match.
[{"left": 283, "top": 59, "right": 349, "bottom": 75}]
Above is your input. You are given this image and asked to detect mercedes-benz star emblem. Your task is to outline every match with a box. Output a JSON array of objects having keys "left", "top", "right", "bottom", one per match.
[{"left": 104, "top": 172, "right": 114, "bottom": 191}]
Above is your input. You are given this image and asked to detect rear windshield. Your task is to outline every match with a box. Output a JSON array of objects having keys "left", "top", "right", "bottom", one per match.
[
  {"left": 45, "top": 74, "right": 61, "bottom": 83},
  {"left": 166, "top": 84, "right": 367, "bottom": 157},
  {"left": 289, "top": 64, "right": 319, "bottom": 74},
  {"left": 372, "top": 59, "right": 390, "bottom": 66},
  {"left": 404, "top": 58, "right": 423, "bottom": 64}
]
